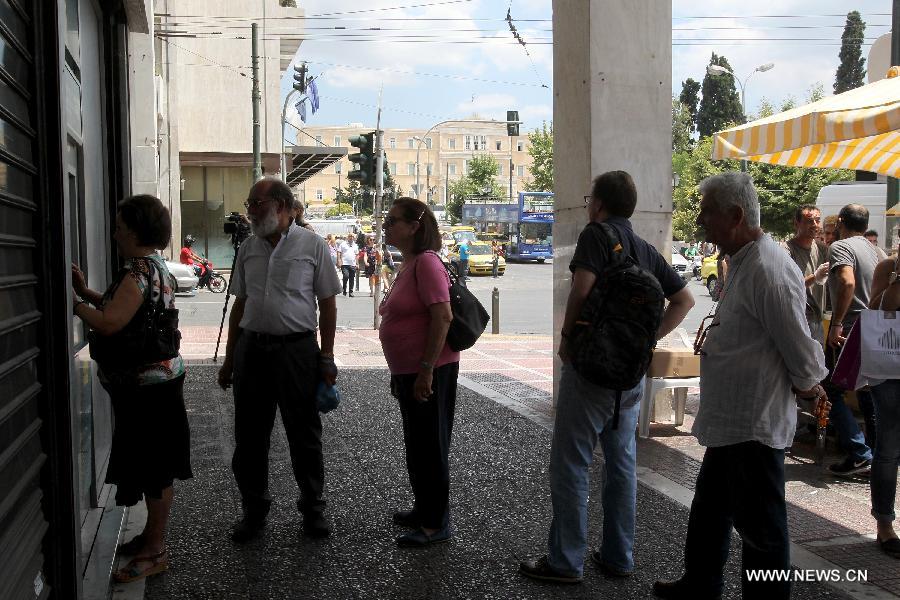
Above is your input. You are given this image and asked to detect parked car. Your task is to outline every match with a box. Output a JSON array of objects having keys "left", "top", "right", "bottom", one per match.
[
  {"left": 670, "top": 246, "right": 690, "bottom": 280},
  {"left": 700, "top": 255, "right": 720, "bottom": 298},
  {"left": 385, "top": 244, "right": 403, "bottom": 265},
  {"left": 448, "top": 241, "right": 506, "bottom": 276},
  {"left": 165, "top": 260, "right": 199, "bottom": 294}
]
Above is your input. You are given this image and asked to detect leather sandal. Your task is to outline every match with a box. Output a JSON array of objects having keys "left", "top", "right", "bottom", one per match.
[{"left": 113, "top": 549, "right": 168, "bottom": 583}]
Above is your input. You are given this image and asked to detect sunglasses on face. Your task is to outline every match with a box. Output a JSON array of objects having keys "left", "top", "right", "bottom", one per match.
[
  {"left": 383, "top": 210, "right": 425, "bottom": 229},
  {"left": 243, "top": 197, "right": 273, "bottom": 210}
]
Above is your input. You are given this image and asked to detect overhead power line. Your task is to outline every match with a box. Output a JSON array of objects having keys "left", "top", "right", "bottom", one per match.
[
  {"left": 300, "top": 61, "right": 547, "bottom": 88},
  {"left": 155, "top": 0, "right": 476, "bottom": 21},
  {"left": 156, "top": 36, "right": 249, "bottom": 78},
  {"left": 672, "top": 12, "right": 890, "bottom": 19},
  {"left": 156, "top": 34, "right": 554, "bottom": 44}
]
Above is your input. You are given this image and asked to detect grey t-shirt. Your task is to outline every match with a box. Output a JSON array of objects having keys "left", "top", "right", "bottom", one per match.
[
  {"left": 782, "top": 238, "right": 827, "bottom": 321},
  {"left": 827, "top": 235, "right": 888, "bottom": 327}
]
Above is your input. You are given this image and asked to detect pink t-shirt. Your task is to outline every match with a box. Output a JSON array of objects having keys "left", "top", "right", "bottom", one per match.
[{"left": 379, "top": 251, "right": 461, "bottom": 374}]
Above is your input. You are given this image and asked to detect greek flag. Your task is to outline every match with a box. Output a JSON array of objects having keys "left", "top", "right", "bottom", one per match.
[
  {"left": 295, "top": 99, "right": 306, "bottom": 123},
  {"left": 309, "top": 79, "right": 320, "bottom": 113}
]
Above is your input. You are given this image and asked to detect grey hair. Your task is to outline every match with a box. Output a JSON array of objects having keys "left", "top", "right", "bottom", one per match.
[{"left": 699, "top": 172, "right": 760, "bottom": 228}]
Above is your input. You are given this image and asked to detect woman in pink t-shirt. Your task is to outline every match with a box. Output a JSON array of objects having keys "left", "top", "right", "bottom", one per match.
[{"left": 379, "top": 197, "right": 460, "bottom": 547}]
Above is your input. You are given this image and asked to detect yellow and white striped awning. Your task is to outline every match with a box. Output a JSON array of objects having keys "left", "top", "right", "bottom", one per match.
[{"left": 711, "top": 67, "right": 900, "bottom": 178}]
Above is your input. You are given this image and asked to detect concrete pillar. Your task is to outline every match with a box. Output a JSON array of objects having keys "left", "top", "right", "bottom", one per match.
[
  {"left": 126, "top": 1, "right": 158, "bottom": 199},
  {"left": 552, "top": 0, "right": 672, "bottom": 400}
]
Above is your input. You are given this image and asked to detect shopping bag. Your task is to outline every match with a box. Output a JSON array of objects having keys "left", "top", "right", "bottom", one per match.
[
  {"left": 859, "top": 308, "right": 900, "bottom": 380},
  {"left": 831, "top": 321, "right": 864, "bottom": 390}
]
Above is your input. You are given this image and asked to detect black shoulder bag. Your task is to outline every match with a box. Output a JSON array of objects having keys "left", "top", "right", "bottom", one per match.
[
  {"left": 88, "top": 258, "right": 181, "bottom": 369},
  {"left": 415, "top": 252, "right": 490, "bottom": 352}
]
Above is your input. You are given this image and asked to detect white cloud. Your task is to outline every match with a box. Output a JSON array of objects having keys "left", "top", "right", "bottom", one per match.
[
  {"left": 455, "top": 92, "right": 517, "bottom": 113},
  {"left": 672, "top": 0, "right": 892, "bottom": 114},
  {"left": 289, "top": 0, "right": 494, "bottom": 89},
  {"left": 520, "top": 104, "right": 552, "bottom": 126}
]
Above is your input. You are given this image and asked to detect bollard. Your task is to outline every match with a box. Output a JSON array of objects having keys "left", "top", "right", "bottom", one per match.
[{"left": 491, "top": 287, "right": 500, "bottom": 334}]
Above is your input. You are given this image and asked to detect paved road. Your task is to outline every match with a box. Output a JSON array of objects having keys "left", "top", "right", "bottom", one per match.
[{"left": 177, "top": 263, "right": 715, "bottom": 338}]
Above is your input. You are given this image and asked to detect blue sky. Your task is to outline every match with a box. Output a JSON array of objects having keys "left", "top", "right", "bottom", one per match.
[{"left": 281, "top": 0, "right": 892, "bottom": 137}]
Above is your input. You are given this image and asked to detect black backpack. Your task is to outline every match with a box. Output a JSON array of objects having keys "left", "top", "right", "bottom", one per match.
[{"left": 568, "top": 223, "right": 665, "bottom": 425}]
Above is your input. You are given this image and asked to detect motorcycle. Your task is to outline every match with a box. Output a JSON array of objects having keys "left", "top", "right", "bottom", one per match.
[
  {"left": 691, "top": 256, "right": 703, "bottom": 280},
  {"left": 197, "top": 260, "right": 227, "bottom": 293}
]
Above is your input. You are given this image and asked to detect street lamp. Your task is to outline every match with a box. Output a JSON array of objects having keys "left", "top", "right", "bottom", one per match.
[
  {"left": 706, "top": 62, "right": 774, "bottom": 171},
  {"left": 706, "top": 62, "right": 774, "bottom": 122}
]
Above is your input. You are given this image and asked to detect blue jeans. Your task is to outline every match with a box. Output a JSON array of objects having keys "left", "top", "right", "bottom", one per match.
[
  {"left": 547, "top": 364, "right": 642, "bottom": 577},
  {"left": 870, "top": 380, "right": 900, "bottom": 523},
  {"left": 825, "top": 345, "right": 874, "bottom": 462}
]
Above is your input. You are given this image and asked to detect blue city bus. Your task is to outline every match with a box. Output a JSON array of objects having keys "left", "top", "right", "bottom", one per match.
[{"left": 507, "top": 191, "right": 553, "bottom": 262}]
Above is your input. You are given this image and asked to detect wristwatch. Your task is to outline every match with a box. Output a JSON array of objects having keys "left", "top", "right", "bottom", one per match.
[{"left": 419, "top": 361, "right": 434, "bottom": 371}]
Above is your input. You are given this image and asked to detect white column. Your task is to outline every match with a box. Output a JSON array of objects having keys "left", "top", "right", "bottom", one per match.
[{"left": 552, "top": 0, "right": 672, "bottom": 400}]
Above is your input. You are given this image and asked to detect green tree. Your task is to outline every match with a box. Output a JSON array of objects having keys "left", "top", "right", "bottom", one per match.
[
  {"left": 672, "top": 137, "right": 738, "bottom": 241},
  {"left": 696, "top": 53, "right": 744, "bottom": 137},
  {"left": 333, "top": 180, "right": 363, "bottom": 209},
  {"left": 750, "top": 162, "right": 853, "bottom": 237},
  {"left": 672, "top": 98, "right": 694, "bottom": 153},
  {"left": 678, "top": 78, "right": 701, "bottom": 135},
  {"left": 834, "top": 11, "right": 866, "bottom": 94},
  {"left": 446, "top": 154, "right": 505, "bottom": 223},
  {"left": 522, "top": 121, "right": 553, "bottom": 192},
  {"left": 671, "top": 133, "right": 853, "bottom": 240},
  {"left": 325, "top": 202, "right": 354, "bottom": 218}
]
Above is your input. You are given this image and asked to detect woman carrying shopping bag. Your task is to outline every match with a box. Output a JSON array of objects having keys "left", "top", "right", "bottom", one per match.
[{"left": 864, "top": 245, "right": 900, "bottom": 559}]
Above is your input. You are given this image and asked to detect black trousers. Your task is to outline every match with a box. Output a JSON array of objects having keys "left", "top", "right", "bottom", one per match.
[
  {"left": 392, "top": 362, "right": 460, "bottom": 530},
  {"left": 340, "top": 265, "right": 356, "bottom": 294},
  {"left": 232, "top": 333, "right": 324, "bottom": 521},
  {"left": 683, "top": 441, "right": 791, "bottom": 600}
]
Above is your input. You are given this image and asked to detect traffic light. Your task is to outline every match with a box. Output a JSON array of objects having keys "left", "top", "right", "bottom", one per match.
[
  {"left": 292, "top": 63, "right": 307, "bottom": 93},
  {"left": 506, "top": 110, "right": 519, "bottom": 136},
  {"left": 347, "top": 132, "right": 376, "bottom": 186}
]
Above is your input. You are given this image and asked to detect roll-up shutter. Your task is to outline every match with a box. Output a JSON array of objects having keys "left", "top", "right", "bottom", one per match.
[{"left": 0, "top": 0, "right": 51, "bottom": 598}]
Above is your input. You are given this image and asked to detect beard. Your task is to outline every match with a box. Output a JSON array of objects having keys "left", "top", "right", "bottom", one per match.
[{"left": 250, "top": 208, "right": 280, "bottom": 237}]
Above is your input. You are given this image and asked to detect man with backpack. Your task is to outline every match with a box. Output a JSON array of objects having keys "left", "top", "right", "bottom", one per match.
[
  {"left": 654, "top": 173, "right": 828, "bottom": 600},
  {"left": 520, "top": 170, "right": 694, "bottom": 584}
]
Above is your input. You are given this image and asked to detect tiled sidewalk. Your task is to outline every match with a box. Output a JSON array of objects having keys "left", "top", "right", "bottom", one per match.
[{"left": 180, "top": 326, "right": 899, "bottom": 598}]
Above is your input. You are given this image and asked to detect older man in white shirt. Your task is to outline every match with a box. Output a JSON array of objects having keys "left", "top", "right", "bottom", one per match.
[
  {"left": 218, "top": 177, "right": 341, "bottom": 543},
  {"left": 654, "top": 173, "right": 829, "bottom": 600}
]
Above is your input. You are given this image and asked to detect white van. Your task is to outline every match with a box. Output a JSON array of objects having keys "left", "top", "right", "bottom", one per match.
[
  {"left": 305, "top": 218, "right": 360, "bottom": 239},
  {"left": 816, "top": 181, "right": 897, "bottom": 250}
]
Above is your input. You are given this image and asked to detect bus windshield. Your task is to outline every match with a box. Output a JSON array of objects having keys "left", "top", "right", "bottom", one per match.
[{"left": 519, "top": 222, "right": 551, "bottom": 244}]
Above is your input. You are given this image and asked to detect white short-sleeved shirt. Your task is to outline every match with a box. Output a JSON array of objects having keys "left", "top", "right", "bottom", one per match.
[
  {"left": 230, "top": 223, "right": 342, "bottom": 335},
  {"left": 338, "top": 241, "right": 358, "bottom": 265}
]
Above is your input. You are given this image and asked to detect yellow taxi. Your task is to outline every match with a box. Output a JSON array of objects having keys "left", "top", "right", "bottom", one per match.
[
  {"left": 700, "top": 255, "right": 720, "bottom": 297},
  {"left": 449, "top": 241, "right": 506, "bottom": 276}
]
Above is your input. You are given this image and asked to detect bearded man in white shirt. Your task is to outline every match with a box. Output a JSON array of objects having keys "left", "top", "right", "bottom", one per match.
[
  {"left": 653, "top": 172, "right": 829, "bottom": 600},
  {"left": 217, "top": 177, "right": 341, "bottom": 543}
]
